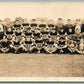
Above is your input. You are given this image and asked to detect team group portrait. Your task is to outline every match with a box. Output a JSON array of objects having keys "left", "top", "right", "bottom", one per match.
[
  {"left": 0, "top": 17, "right": 84, "bottom": 54},
  {"left": 1, "top": 2, "right": 84, "bottom": 79}
]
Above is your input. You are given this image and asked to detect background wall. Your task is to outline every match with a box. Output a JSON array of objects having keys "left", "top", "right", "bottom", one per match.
[{"left": 0, "top": 2, "right": 84, "bottom": 21}]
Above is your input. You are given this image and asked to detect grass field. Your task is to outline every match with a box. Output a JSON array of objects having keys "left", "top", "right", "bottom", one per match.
[{"left": 0, "top": 54, "right": 84, "bottom": 77}]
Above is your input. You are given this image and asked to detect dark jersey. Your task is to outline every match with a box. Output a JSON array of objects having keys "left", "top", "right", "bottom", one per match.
[
  {"left": 48, "top": 24, "right": 55, "bottom": 32},
  {"left": 81, "top": 24, "right": 84, "bottom": 33},
  {"left": 6, "top": 31, "right": 13, "bottom": 34},
  {"left": 56, "top": 23, "right": 66, "bottom": 35},
  {"left": 1, "top": 41, "right": 10, "bottom": 48},
  {"left": 22, "top": 23, "right": 29, "bottom": 26},
  {"left": 0, "top": 32, "right": 4, "bottom": 40},
  {"left": 72, "top": 34, "right": 82, "bottom": 43},
  {"left": 13, "top": 41, "right": 20, "bottom": 47},
  {"left": 15, "top": 32, "right": 22, "bottom": 36},
  {"left": 25, "top": 32, "right": 32, "bottom": 36},
  {"left": 39, "top": 24, "right": 46, "bottom": 32}
]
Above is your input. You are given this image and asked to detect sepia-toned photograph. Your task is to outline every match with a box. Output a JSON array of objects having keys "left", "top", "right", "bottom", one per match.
[{"left": 0, "top": 1, "right": 84, "bottom": 81}]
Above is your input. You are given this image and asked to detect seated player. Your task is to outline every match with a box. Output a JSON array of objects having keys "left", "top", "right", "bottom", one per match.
[
  {"left": 76, "top": 38, "right": 84, "bottom": 54},
  {"left": 5, "top": 27, "right": 14, "bottom": 41},
  {"left": 50, "top": 29, "right": 57, "bottom": 43},
  {"left": 22, "top": 37, "right": 34, "bottom": 53},
  {"left": 57, "top": 35, "right": 68, "bottom": 53},
  {"left": 67, "top": 39, "right": 77, "bottom": 54},
  {"left": 34, "top": 37, "right": 43, "bottom": 53},
  {"left": 41, "top": 31, "right": 50, "bottom": 43},
  {"left": 10, "top": 36, "right": 23, "bottom": 53},
  {"left": 43, "top": 38, "right": 57, "bottom": 54},
  {"left": 0, "top": 36, "right": 11, "bottom": 53},
  {"left": 14, "top": 28, "right": 23, "bottom": 41}
]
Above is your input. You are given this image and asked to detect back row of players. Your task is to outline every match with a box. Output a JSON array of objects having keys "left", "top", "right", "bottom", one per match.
[{"left": 0, "top": 17, "right": 84, "bottom": 54}]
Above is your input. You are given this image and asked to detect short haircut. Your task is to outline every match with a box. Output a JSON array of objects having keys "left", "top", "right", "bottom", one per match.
[
  {"left": 76, "top": 19, "right": 80, "bottom": 21},
  {"left": 58, "top": 18, "right": 62, "bottom": 20},
  {"left": 67, "top": 19, "right": 71, "bottom": 21}
]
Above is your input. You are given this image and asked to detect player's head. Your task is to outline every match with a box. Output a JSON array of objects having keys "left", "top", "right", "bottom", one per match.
[
  {"left": 8, "top": 28, "right": 12, "bottom": 32},
  {"left": 67, "top": 19, "right": 71, "bottom": 24},
  {"left": 58, "top": 18, "right": 62, "bottom": 23},
  {"left": 76, "top": 19, "right": 80, "bottom": 25},
  {"left": 16, "top": 28, "right": 20, "bottom": 33},
  {"left": 80, "top": 38, "right": 83, "bottom": 42}
]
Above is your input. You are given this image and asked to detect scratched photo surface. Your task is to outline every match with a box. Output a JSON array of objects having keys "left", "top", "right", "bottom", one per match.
[{"left": 0, "top": 2, "right": 84, "bottom": 78}]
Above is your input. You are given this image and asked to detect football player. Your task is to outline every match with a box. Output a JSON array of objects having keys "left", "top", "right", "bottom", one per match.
[
  {"left": 30, "top": 19, "right": 38, "bottom": 34},
  {"left": 56, "top": 18, "right": 67, "bottom": 53},
  {"left": 4, "top": 25, "right": 14, "bottom": 42},
  {"left": 56, "top": 18, "right": 66, "bottom": 35},
  {"left": 10, "top": 36, "right": 23, "bottom": 53},
  {"left": 43, "top": 38, "right": 57, "bottom": 54},
  {"left": 0, "top": 36, "right": 11, "bottom": 53},
  {"left": 21, "top": 37, "right": 34, "bottom": 53},
  {"left": 66, "top": 19, "right": 75, "bottom": 35},
  {"left": 47, "top": 19, "right": 55, "bottom": 33}
]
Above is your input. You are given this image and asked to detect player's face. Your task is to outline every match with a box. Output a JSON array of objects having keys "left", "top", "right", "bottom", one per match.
[
  {"left": 76, "top": 20, "right": 80, "bottom": 25},
  {"left": 17, "top": 29, "right": 20, "bottom": 33},
  {"left": 67, "top": 20, "right": 71, "bottom": 24},
  {"left": 8, "top": 28, "right": 11, "bottom": 32},
  {"left": 58, "top": 20, "right": 62, "bottom": 23}
]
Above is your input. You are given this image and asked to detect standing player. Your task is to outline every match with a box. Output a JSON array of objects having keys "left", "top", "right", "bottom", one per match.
[
  {"left": 56, "top": 18, "right": 67, "bottom": 53},
  {"left": 66, "top": 19, "right": 75, "bottom": 35}
]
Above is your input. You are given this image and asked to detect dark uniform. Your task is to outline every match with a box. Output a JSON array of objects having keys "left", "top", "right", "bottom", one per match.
[
  {"left": 43, "top": 40, "right": 57, "bottom": 54},
  {"left": 81, "top": 24, "right": 84, "bottom": 33},
  {"left": 10, "top": 37, "right": 23, "bottom": 53},
  {"left": 30, "top": 23, "right": 38, "bottom": 33},
  {"left": 65, "top": 24, "right": 75, "bottom": 35},
  {"left": 0, "top": 36, "right": 11, "bottom": 53}
]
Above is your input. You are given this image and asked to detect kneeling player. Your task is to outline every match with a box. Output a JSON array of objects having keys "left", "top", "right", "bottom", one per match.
[
  {"left": 35, "top": 38, "right": 44, "bottom": 53},
  {"left": 0, "top": 36, "right": 11, "bottom": 53},
  {"left": 43, "top": 38, "right": 57, "bottom": 54},
  {"left": 22, "top": 37, "right": 34, "bottom": 53},
  {"left": 76, "top": 38, "right": 84, "bottom": 54},
  {"left": 67, "top": 39, "right": 77, "bottom": 54}
]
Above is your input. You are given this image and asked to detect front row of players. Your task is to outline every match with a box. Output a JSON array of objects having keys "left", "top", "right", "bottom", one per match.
[{"left": 0, "top": 18, "right": 84, "bottom": 54}]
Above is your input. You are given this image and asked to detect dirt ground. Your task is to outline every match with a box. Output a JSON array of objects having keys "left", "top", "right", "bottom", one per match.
[{"left": 0, "top": 54, "right": 84, "bottom": 77}]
